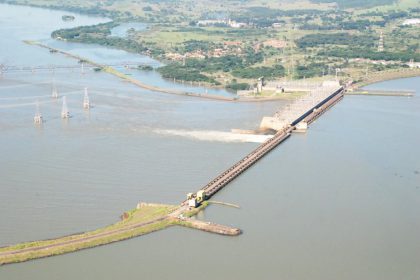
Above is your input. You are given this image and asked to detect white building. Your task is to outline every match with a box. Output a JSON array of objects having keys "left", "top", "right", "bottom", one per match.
[{"left": 402, "top": 18, "right": 420, "bottom": 26}]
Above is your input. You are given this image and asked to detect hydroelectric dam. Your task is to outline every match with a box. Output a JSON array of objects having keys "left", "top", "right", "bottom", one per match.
[
  {"left": 0, "top": 82, "right": 346, "bottom": 265},
  {"left": 185, "top": 83, "right": 345, "bottom": 205}
]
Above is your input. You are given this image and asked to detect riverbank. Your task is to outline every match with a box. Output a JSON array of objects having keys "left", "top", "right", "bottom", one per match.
[
  {"left": 352, "top": 68, "right": 420, "bottom": 89},
  {"left": 27, "top": 40, "right": 420, "bottom": 103},
  {"left": 24, "top": 40, "right": 316, "bottom": 103},
  {"left": 25, "top": 40, "right": 236, "bottom": 101}
]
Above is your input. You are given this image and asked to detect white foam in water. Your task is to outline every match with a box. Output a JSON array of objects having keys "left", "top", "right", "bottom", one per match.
[
  {"left": 154, "top": 129, "right": 273, "bottom": 143},
  {"left": 0, "top": 99, "right": 54, "bottom": 108}
]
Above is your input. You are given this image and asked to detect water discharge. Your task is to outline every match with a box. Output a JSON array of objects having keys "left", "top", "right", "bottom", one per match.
[{"left": 154, "top": 129, "right": 273, "bottom": 143}]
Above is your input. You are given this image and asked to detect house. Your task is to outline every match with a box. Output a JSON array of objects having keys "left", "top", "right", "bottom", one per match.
[{"left": 402, "top": 18, "right": 420, "bottom": 26}]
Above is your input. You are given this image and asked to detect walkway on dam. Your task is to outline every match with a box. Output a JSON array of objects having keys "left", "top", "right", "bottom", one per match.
[{"left": 187, "top": 86, "right": 345, "bottom": 202}]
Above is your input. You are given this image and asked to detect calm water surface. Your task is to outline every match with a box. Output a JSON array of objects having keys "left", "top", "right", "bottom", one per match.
[
  {"left": 110, "top": 22, "right": 148, "bottom": 37},
  {"left": 0, "top": 4, "right": 419, "bottom": 280}
]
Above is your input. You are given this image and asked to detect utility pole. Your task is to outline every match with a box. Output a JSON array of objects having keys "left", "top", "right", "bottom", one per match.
[
  {"left": 52, "top": 78, "right": 58, "bottom": 99},
  {"left": 335, "top": 68, "right": 340, "bottom": 81},
  {"left": 33, "top": 100, "right": 43, "bottom": 125},
  {"left": 83, "top": 87, "right": 90, "bottom": 109},
  {"left": 61, "top": 96, "right": 70, "bottom": 119}
]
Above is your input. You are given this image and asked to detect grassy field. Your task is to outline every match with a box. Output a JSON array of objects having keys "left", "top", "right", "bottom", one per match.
[
  {"left": 3, "top": 0, "right": 334, "bottom": 20},
  {"left": 142, "top": 27, "right": 226, "bottom": 48},
  {"left": 359, "top": 0, "right": 420, "bottom": 12}
]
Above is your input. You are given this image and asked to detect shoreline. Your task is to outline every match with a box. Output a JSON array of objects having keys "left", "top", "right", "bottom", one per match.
[
  {"left": 8, "top": 2, "right": 420, "bottom": 103},
  {"left": 24, "top": 41, "right": 420, "bottom": 103},
  {"left": 24, "top": 40, "right": 237, "bottom": 102},
  {"left": 26, "top": 41, "right": 310, "bottom": 103},
  {"left": 19, "top": 41, "right": 330, "bottom": 103},
  {"left": 352, "top": 68, "right": 420, "bottom": 89},
  {"left": 27, "top": 40, "right": 294, "bottom": 102}
]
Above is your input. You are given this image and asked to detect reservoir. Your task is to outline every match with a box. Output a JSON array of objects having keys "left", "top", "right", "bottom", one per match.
[{"left": 0, "top": 4, "right": 419, "bottom": 279}]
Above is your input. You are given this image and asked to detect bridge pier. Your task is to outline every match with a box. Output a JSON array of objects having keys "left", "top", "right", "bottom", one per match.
[{"left": 295, "top": 121, "right": 308, "bottom": 132}]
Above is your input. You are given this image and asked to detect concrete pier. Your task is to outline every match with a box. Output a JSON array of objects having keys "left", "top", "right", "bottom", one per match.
[
  {"left": 175, "top": 218, "right": 241, "bottom": 236},
  {"left": 346, "top": 90, "right": 414, "bottom": 97}
]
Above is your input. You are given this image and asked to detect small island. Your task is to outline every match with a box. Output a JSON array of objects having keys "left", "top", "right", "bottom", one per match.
[{"left": 61, "top": 15, "right": 75, "bottom": 21}]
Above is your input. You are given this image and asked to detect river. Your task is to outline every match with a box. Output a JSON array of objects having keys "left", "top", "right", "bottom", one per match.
[{"left": 0, "top": 3, "right": 419, "bottom": 279}]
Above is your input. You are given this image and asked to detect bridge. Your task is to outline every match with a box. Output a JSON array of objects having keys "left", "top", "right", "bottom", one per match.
[{"left": 184, "top": 85, "right": 345, "bottom": 205}]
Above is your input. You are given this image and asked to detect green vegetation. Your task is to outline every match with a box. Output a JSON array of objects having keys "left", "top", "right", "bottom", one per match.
[
  {"left": 226, "top": 81, "right": 250, "bottom": 91},
  {"left": 296, "top": 33, "right": 375, "bottom": 48},
  {"left": 10, "top": 0, "right": 420, "bottom": 91},
  {"left": 158, "top": 62, "right": 217, "bottom": 84},
  {"left": 295, "top": 63, "right": 328, "bottom": 79},
  {"left": 319, "top": 48, "right": 420, "bottom": 62},
  {"left": 52, "top": 22, "right": 118, "bottom": 39},
  {"left": 232, "top": 65, "right": 285, "bottom": 79},
  {"left": 183, "top": 201, "right": 209, "bottom": 218},
  {"left": 38, "top": 0, "right": 419, "bottom": 90},
  {"left": 157, "top": 51, "right": 277, "bottom": 87},
  {"left": 51, "top": 22, "right": 157, "bottom": 55}
]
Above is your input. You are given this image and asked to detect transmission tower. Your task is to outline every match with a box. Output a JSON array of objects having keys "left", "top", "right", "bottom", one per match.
[
  {"left": 61, "top": 96, "right": 70, "bottom": 119},
  {"left": 33, "top": 100, "right": 43, "bottom": 125},
  {"left": 83, "top": 87, "right": 90, "bottom": 109},
  {"left": 51, "top": 79, "right": 58, "bottom": 99}
]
